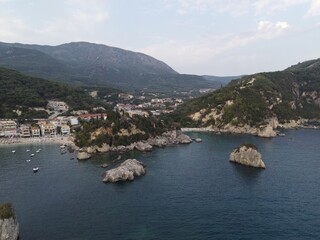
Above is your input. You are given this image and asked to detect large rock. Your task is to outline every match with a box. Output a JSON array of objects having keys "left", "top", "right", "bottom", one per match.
[
  {"left": 148, "top": 136, "right": 169, "bottom": 147},
  {"left": 257, "top": 125, "right": 277, "bottom": 138},
  {"left": 0, "top": 204, "right": 19, "bottom": 240},
  {"left": 229, "top": 144, "right": 265, "bottom": 169},
  {"left": 175, "top": 132, "right": 192, "bottom": 144},
  {"left": 96, "top": 143, "right": 110, "bottom": 153},
  {"left": 86, "top": 146, "right": 97, "bottom": 154},
  {"left": 102, "top": 159, "right": 146, "bottom": 183},
  {"left": 0, "top": 218, "right": 19, "bottom": 240},
  {"left": 77, "top": 151, "right": 91, "bottom": 160},
  {"left": 135, "top": 141, "right": 153, "bottom": 152}
]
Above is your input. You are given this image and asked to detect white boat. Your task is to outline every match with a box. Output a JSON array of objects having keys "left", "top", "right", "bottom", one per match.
[
  {"left": 30, "top": 153, "right": 35, "bottom": 157},
  {"left": 26, "top": 149, "right": 30, "bottom": 152},
  {"left": 26, "top": 159, "right": 31, "bottom": 162},
  {"left": 33, "top": 167, "right": 39, "bottom": 173},
  {"left": 12, "top": 150, "right": 16, "bottom": 153},
  {"left": 36, "top": 150, "right": 40, "bottom": 153}
]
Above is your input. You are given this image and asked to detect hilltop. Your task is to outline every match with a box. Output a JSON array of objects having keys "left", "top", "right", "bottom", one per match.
[
  {"left": 171, "top": 58, "right": 320, "bottom": 137},
  {"left": 0, "top": 42, "right": 217, "bottom": 92}
]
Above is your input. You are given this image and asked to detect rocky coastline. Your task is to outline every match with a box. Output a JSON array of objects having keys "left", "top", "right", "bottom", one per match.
[
  {"left": 182, "top": 118, "right": 320, "bottom": 138},
  {"left": 76, "top": 130, "right": 192, "bottom": 160}
]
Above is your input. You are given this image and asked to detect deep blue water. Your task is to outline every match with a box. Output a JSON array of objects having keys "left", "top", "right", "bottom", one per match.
[{"left": 1, "top": 129, "right": 320, "bottom": 240}]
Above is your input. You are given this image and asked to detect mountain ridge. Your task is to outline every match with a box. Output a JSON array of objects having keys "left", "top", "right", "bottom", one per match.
[{"left": 0, "top": 41, "right": 217, "bottom": 92}]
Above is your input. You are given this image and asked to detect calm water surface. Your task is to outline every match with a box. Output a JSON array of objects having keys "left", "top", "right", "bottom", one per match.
[{"left": 1, "top": 129, "right": 320, "bottom": 240}]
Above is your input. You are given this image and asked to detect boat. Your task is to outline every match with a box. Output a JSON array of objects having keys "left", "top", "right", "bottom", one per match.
[
  {"left": 36, "top": 150, "right": 40, "bottom": 153},
  {"left": 26, "top": 149, "right": 30, "bottom": 152},
  {"left": 278, "top": 133, "right": 286, "bottom": 137},
  {"left": 33, "top": 167, "right": 39, "bottom": 173},
  {"left": 26, "top": 159, "right": 31, "bottom": 162},
  {"left": 12, "top": 150, "right": 16, "bottom": 153},
  {"left": 30, "top": 153, "right": 35, "bottom": 157}
]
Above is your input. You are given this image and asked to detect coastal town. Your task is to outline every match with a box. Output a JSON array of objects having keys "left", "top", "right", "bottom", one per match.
[{"left": 0, "top": 89, "right": 211, "bottom": 144}]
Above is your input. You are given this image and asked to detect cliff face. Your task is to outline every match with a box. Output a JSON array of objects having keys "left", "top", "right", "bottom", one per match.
[
  {"left": 229, "top": 145, "right": 265, "bottom": 169},
  {"left": 0, "top": 203, "right": 19, "bottom": 240},
  {"left": 0, "top": 218, "right": 19, "bottom": 240}
]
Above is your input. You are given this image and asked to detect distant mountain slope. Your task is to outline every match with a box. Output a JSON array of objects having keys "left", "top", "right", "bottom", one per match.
[
  {"left": 0, "top": 42, "right": 216, "bottom": 92},
  {"left": 0, "top": 67, "right": 103, "bottom": 118},
  {"left": 202, "top": 75, "right": 242, "bottom": 84},
  {"left": 172, "top": 58, "right": 320, "bottom": 136}
]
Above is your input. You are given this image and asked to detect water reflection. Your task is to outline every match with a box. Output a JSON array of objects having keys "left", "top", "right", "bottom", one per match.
[{"left": 230, "top": 162, "right": 264, "bottom": 184}]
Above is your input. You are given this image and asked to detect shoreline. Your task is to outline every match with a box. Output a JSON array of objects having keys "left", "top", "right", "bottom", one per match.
[
  {"left": 0, "top": 136, "right": 73, "bottom": 146},
  {"left": 181, "top": 125, "right": 320, "bottom": 135}
]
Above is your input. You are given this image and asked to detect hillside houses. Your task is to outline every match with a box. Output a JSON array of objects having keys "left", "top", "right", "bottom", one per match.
[{"left": 47, "top": 101, "right": 69, "bottom": 111}]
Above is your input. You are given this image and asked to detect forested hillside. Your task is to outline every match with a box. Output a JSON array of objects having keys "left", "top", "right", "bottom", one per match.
[
  {"left": 170, "top": 58, "right": 320, "bottom": 129},
  {"left": 0, "top": 67, "right": 106, "bottom": 119}
]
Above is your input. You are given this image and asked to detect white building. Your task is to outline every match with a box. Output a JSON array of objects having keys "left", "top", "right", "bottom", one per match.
[
  {"left": 19, "top": 125, "right": 31, "bottom": 138},
  {"left": 47, "top": 101, "right": 69, "bottom": 111},
  {"left": 0, "top": 120, "right": 18, "bottom": 137},
  {"left": 61, "top": 125, "right": 70, "bottom": 135}
]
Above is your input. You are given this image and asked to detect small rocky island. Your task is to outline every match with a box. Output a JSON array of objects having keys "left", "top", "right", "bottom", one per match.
[
  {"left": 229, "top": 144, "right": 265, "bottom": 169},
  {"left": 0, "top": 203, "right": 19, "bottom": 240},
  {"left": 102, "top": 159, "right": 146, "bottom": 183}
]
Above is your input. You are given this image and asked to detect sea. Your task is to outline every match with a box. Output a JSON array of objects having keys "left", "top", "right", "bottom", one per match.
[{"left": 0, "top": 129, "right": 320, "bottom": 240}]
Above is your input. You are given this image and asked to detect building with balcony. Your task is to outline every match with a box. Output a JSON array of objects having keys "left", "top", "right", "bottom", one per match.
[{"left": 0, "top": 120, "right": 18, "bottom": 137}]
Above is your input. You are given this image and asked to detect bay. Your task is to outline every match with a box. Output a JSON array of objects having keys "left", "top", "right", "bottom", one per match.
[{"left": 1, "top": 129, "right": 320, "bottom": 239}]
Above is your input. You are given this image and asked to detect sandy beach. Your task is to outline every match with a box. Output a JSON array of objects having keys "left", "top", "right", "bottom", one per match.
[{"left": 0, "top": 136, "right": 73, "bottom": 146}]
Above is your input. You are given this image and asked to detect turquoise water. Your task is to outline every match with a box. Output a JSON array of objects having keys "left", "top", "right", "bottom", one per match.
[{"left": 0, "top": 129, "right": 320, "bottom": 239}]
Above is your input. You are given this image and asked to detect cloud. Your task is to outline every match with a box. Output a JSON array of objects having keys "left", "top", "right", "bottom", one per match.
[
  {"left": 140, "top": 21, "right": 290, "bottom": 73},
  {"left": 0, "top": 0, "right": 109, "bottom": 44},
  {"left": 163, "top": 0, "right": 312, "bottom": 16},
  {"left": 308, "top": 0, "right": 320, "bottom": 16},
  {"left": 258, "top": 21, "right": 289, "bottom": 37}
]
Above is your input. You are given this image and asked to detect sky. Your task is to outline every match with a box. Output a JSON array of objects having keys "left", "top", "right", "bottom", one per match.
[{"left": 0, "top": 0, "right": 320, "bottom": 76}]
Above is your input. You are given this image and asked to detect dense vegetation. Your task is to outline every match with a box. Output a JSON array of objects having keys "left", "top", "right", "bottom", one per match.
[
  {"left": 0, "top": 203, "right": 15, "bottom": 219},
  {"left": 0, "top": 67, "right": 109, "bottom": 119},
  {"left": 75, "top": 111, "right": 170, "bottom": 147},
  {"left": 170, "top": 58, "right": 320, "bottom": 128}
]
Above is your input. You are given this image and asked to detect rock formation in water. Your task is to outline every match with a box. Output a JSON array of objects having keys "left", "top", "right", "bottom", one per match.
[
  {"left": 79, "top": 130, "right": 192, "bottom": 155},
  {"left": 76, "top": 150, "right": 91, "bottom": 160},
  {"left": 229, "top": 144, "right": 265, "bottom": 169},
  {"left": 102, "top": 159, "right": 146, "bottom": 183},
  {"left": 0, "top": 203, "right": 19, "bottom": 240}
]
